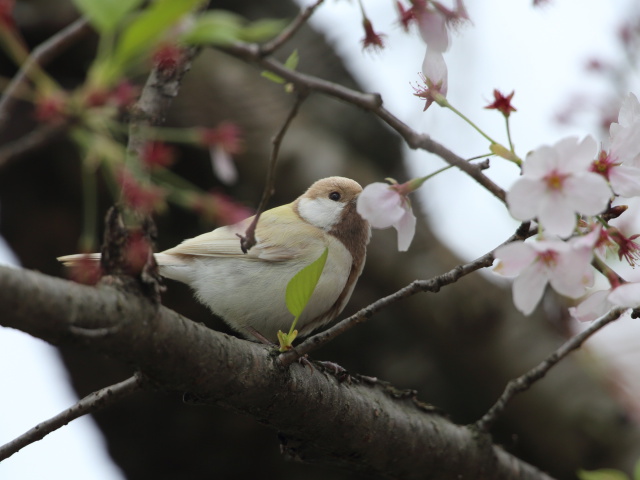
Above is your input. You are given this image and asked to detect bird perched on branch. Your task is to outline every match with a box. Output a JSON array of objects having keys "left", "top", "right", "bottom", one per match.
[{"left": 59, "top": 177, "right": 370, "bottom": 342}]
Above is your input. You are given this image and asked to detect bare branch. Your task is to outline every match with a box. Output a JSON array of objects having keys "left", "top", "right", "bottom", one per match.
[
  {"left": 0, "top": 124, "right": 65, "bottom": 169},
  {"left": 238, "top": 92, "right": 308, "bottom": 253},
  {"left": 474, "top": 308, "right": 625, "bottom": 432},
  {"left": 0, "top": 373, "right": 143, "bottom": 461},
  {"left": 222, "top": 42, "right": 507, "bottom": 203},
  {"left": 260, "top": 0, "right": 325, "bottom": 55}
]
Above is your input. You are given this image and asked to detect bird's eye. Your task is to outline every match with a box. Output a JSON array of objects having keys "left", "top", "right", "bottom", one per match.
[{"left": 329, "top": 191, "right": 341, "bottom": 201}]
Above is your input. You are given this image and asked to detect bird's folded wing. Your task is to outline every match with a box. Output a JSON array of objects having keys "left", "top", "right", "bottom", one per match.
[{"left": 160, "top": 206, "right": 326, "bottom": 262}]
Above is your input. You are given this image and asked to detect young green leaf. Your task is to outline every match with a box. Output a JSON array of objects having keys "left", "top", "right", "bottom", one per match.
[
  {"left": 260, "top": 49, "right": 298, "bottom": 85},
  {"left": 285, "top": 247, "right": 328, "bottom": 319},
  {"left": 577, "top": 469, "right": 629, "bottom": 480},
  {"left": 72, "top": 0, "right": 143, "bottom": 33},
  {"left": 111, "top": 0, "right": 204, "bottom": 75},
  {"left": 179, "top": 10, "right": 244, "bottom": 46},
  {"left": 238, "top": 19, "right": 288, "bottom": 43},
  {"left": 283, "top": 49, "right": 299, "bottom": 70}
]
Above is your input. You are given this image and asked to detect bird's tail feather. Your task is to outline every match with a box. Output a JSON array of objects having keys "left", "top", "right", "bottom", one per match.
[{"left": 57, "top": 252, "right": 186, "bottom": 267}]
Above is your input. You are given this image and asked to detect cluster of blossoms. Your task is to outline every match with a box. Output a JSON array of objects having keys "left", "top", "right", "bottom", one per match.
[
  {"left": 493, "top": 93, "right": 640, "bottom": 320},
  {"left": 358, "top": 0, "right": 468, "bottom": 110},
  {"left": 357, "top": 92, "right": 640, "bottom": 322}
]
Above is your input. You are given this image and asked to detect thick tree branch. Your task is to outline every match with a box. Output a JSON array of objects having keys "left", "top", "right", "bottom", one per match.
[
  {"left": 0, "top": 374, "right": 143, "bottom": 461},
  {"left": 0, "top": 265, "right": 555, "bottom": 480}
]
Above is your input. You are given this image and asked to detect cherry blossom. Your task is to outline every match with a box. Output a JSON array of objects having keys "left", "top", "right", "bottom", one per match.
[
  {"left": 507, "top": 136, "right": 611, "bottom": 238},
  {"left": 413, "top": 50, "right": 448, "bottom": 110},
  {"left": 493, "top": 231, "right": 598, "bottom": 315},
  {"left": 200, "top": 123, "right": 242, "bottom": 185},
  {"left": 485, "top": 90, "right": 517, "bottom": 117},
  {"left": 356, "top": 181, "right": 416, "bottom": 252},
  {"left": 361, "top": 17, "right": 385, "bottom": 51},
  {"left": 570, "top": 283, "right": 640, "bottom": 322},
  {"left": 592, "top": 93, "right": 640, "bottom": 197}
]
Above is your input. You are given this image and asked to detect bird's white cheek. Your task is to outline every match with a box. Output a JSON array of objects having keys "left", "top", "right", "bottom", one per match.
[{"left": 298, "top": 197, "right": 344, "bottom": 230}]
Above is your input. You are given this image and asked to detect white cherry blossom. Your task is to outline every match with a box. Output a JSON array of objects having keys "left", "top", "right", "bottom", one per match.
[
  {"left": 357, "top": 182, "right": 416, "bottom": 252},
  {"left": 507, "top": 136, "right": 611, "bottom": 238},
  {"left": 493, "top": 231, "right": 598, "bottom": 315}
]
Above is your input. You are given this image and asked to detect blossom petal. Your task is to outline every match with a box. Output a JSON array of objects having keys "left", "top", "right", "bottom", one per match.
[
  {"left": 507, "top": 177, "right": 546, "bottom": 221},
  {"left": 422, "top": 49, "right": 448, "bottom": 97},
  {"left": 569, "top": 290, "right": 612, "bottom": 322},
  {"left": 610, "top": 164, "right": 640, "bottom": 197},
  {"left": 616, "top": 93, "right": 640, "bottom": 128},
  {"left": 357, "top": 183, "right": 404, "bottom": 228},
  {"left": 521, "top": 145, "right": 558, "bottom": 178},
  {"left": 608, "top": 283, "right": 640, "bottom": 308},
  {"left": 563, "top": 172, "right": 611, "bottom": 215},
  {"left": 493, "top": 242, "right": 536, "bottom": 277},
  {"left": 394, "top": 205, "right": 417, "bottom": 252},
  {"left": 537, "top": 193, "right": 577, "bottom": 238},
  {"left": 210, "top": 145, "right": 238, "bottom": 185},
  {"left": 512, "top": 263, "right": 548, "bottom": 315},
  {"left": 557, "top": 135, "right": 597, "bottom": 172}
]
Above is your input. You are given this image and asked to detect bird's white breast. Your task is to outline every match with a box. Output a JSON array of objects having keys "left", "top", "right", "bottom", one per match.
[{"left": 164, "top": 234, "right": 353, "bottom": 341}]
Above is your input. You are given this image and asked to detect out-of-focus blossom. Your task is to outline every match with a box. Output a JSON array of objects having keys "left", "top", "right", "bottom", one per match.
[
  {"left": 485, "top": 89, "right": 517, "bottom": 117},
  {"left": 357, "top": 181, "right": 416, "bottom": 252},
  {"left": 141, "top": 141, "right": 177, "bottom": 170},
  {"left": 191, "top": 191, "right": 253, "bottom": 226},
  {"left": 34, "top": 93, "right": 68, "bottom": 124},
  {"left": 507, "top": 136, "right": 611, "bottom": 238},
  {"left": 118, "top": 169, "right": 167, "bottom": 214},
  {"left": 361, "top": 17, "right": 385, "bottom": 51},
  {"left": 493, "top": 231, "right": 598, "bottom": 315},
  {"left": 415, "top": 6, "right": 449, "bottom": 52},
  {"left": 592, "top": 93, "right": 640, "bottom": 197},
  {"left": 570, "top": 283, "right": 640, "bottom": 322},
  {"left": 124, "top": 231, "right": 153, "bottom": 275},
  {"left": 0, "top": 0, "right": 15, "bottom": 30},
  {"left": 200, "top": 123, "right": 243, "bottom": 185},
  {"left": 67, "top": 254, "right": 103, "bottom": 285}
]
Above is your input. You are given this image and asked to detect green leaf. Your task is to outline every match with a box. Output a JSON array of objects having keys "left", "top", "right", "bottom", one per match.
[
  {"left": 112, "top": 0, "right": 204, "bottom": 72},
  {"left": 633, "top": 459, "right": 640, "bottom": 480},
  {"left": 283, "top": 49, "right": 299, "bottom": 70},
  {"left": 72, "top": 0, "right": 144, "bottom": 33},
  {"left": 577, "top": 469, "right": 629, "bottom": 480},
  {"left": 286, "top": 247, "right": 328, "bottom": 319},
  {"left": 179, "top": 10, "right": 244, "bottom": 46},
  {"left": 238, "top": 18, "right": 287, "bottom": 43},
  {"left": 260, "top": 49, "right": 298, "bottom": 85},
  {"left": 260, "top": 70, "right": 285, "bottom": 84}
]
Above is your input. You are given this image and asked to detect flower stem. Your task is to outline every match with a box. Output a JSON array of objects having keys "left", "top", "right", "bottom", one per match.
[{"left": 442, "top": 99, "right": 497, "bottom": 144}]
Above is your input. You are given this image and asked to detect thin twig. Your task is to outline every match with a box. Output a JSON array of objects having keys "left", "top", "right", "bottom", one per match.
[
  {"left": 238, "top": 92, "right": 308, "bottom": 253},
  {"left": 279, "top": 224, "right": 535, "bottom": 366},
  {"left": 0, "top": 373, "right": 144, "bottom": 461},
  {"left": 0, "top": 124, "right": 65, "bottom": 169},
  {"left": 260, "top": 0, "right": 325, "bottom": 56},
  {"left": 473, "top": 308, "right": 625, "bottom": 432},
  {"left": 0, "top": 18, "right": 91, "bottom": 133},
  {"left": 222, "top": 43, "right": 507, "bottom": 203}
]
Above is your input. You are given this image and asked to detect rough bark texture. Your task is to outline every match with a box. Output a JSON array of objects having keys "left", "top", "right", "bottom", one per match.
[
  {"left": 0, "top": 265, "right": 555, "bottom": 480},
  {"left": 1, "top": 1, "right": 640, "bottom": 479}
]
